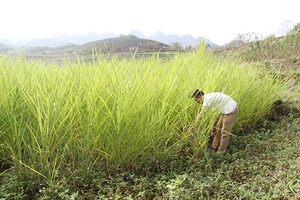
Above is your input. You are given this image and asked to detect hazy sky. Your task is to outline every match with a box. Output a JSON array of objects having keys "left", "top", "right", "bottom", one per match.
[{"left": 1, "top": 0, "right": 299, "bottom": 45}]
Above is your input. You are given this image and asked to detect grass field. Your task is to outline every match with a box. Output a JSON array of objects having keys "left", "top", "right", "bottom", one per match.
[{"left": 0, "top": 26, "right": 300, "bottom": 199}]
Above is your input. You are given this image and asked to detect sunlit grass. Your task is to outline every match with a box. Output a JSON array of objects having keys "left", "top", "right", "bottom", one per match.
[{"left": 0, "top": 47, "right": 283, "bottom": 186}]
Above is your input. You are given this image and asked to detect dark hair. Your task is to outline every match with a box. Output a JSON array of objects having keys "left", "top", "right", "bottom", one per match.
[{"left": 191, "top": 89, "right": 204, "bottom": 98}]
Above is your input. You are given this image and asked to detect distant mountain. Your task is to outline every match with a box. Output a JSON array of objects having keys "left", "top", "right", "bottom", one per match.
[
  {"left": 129, "top": 30, "right": 146, "bottom": 39},
  {"left": 24, "top": 38, "right": 68, "bottom": 48},
  {"left": 149, "top": 31, "right": 217, "bottom": 48},
  {"left": 0, "top": 30, "right": 218, "bottom": 48},
  {"left": 53, "top": 32, "right": 116, "bottom": 45},
  {"left": 79, "top": 35, "right": 170, "bottom": 54},
  {"left": 5, "top": 36, "right": 172, "bottom": 58},
  {"left": 0, "top": 43, "right": 13, "bottom": 53}
]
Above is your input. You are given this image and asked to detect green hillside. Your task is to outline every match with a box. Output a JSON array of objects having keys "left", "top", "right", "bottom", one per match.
[
  {"left": 5, "top": 35, "right": 173, "bottom": 60},
  {"left": 78, "top": 35, "right": 171, "bottom": 54}
]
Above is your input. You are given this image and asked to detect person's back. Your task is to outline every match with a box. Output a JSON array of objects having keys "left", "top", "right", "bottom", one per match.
[{"left": 203, "top": 92, "right": 237, "bottom": 114}]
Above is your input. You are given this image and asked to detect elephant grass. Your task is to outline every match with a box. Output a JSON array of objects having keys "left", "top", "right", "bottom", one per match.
[{"left": 0, "top": 49, "right": 283, "bottom": 185}]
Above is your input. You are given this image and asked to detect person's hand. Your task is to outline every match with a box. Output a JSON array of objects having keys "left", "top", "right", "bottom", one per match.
[{"left": 210, "top": 126, "right": 215, "bottom": 136}]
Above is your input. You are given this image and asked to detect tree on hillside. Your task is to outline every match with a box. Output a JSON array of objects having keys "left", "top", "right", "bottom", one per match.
[
  {"left": 277, "top": 20, "right": 295, "bottom": 37},
  {"left": 234, "top": 32, "right": 263, "bottom": 44},
  {"left": 170, "top": 42, "right": 182, "bottom": 51},
  {"left": 184, "top": 45, "right": 192, "bottom": 51},
  {"left": 290, "top": 23, "right": 300, "bottom": 34}
]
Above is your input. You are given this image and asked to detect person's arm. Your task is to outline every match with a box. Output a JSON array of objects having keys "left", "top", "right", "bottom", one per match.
[
  {"left": 188, "top": 106, "right": 207, "bottom": 133},
  {"left": 196, "top": 106, "right": 206, "bottom": 121}
]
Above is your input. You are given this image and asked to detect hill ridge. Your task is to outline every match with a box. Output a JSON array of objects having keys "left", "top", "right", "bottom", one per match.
[{"left": 0, "top": 30, "right": 218, "bottom": 48}]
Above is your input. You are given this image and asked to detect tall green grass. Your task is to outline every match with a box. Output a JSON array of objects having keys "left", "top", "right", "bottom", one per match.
[{"left": 0, "top": 48, "right": 283, "bottom": 185}]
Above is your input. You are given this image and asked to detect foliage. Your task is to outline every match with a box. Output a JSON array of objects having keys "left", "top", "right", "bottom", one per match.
[
  {"left": 0, "top": 44, "right": 287, "bottom": 199},
  {"left": 1, "top": 104, "right": 299, "bottom": 199},
  {"left": 80, "top": 36, "right": 170, "bottom": 54},
  {"left": 231, "top": 23, "right": 300, "bottom": 63}
]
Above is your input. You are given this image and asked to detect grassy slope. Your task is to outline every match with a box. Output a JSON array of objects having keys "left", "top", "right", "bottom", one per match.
[
  {"left": 1, "top": 70, "right": 299, "bottom": 200},
  {"left": 73, "top": 76, "right": 300, "bottom": 199},
  {"left": 20, "top": 84, "right": 296, "bottom": 199},
  {"left": 73, "top": 31, "right": 300, "bottom": 199},
  {"left": 1, "top": 31, "right": 300, "bottom": 199},
  {"left": 76, "top": 30, "right": 300, "bottom": 199}
]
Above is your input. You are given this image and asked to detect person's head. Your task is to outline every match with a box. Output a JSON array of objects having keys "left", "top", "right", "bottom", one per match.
[{"left": 191, "top": 89, "right": 204, "bottom": 103}]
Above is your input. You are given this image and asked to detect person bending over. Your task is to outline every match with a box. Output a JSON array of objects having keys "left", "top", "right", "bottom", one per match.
[{"left": 190, "top": 89, "right": 239, "bottom": 153}]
